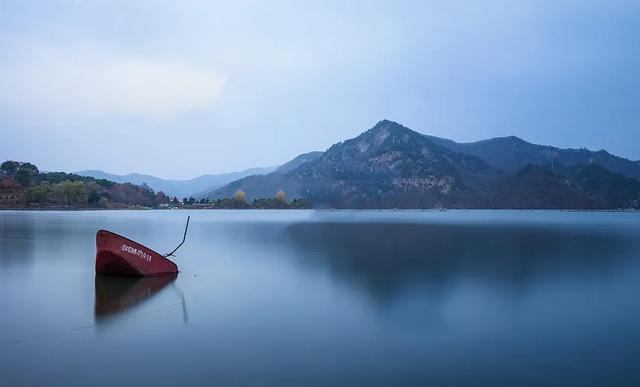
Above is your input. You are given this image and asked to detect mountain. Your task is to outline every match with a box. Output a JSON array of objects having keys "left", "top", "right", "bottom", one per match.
[
  {"left": 208, "top": 120, "right": 496, "bottom": 206},
  {"left": 76, "top": 167, "right": 276, "bottom": 198},
  {"left": 491, "top": 163, "right": 640, "bottom": 209},
  {"left": 424, "top": 134, "right": 640, "bottom": 180},
  {"left": 78, "top": 152, "right": 326, "bottom": 199},
  {"left": 194, "top": 151, "right": 324, "bottom": 199},
  {"left": 276, "top": 151, "right": 324, "bottom": 173},
  {"left": 207, "top": 120, "right": 640, "bottom": 209}
]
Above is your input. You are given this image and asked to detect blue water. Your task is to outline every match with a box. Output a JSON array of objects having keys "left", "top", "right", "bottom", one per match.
[{"left": 1, "top": 210, "right": 639, "bottom": 386}]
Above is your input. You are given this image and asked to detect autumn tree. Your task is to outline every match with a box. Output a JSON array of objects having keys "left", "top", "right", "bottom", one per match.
[{"left": 234, "top": 190, "right": 246, "bottom": 203}]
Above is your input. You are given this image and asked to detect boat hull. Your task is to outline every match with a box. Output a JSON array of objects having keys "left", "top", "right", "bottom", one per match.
[{"left": 96, "top": 230, "right": 178, "bottom": 276}]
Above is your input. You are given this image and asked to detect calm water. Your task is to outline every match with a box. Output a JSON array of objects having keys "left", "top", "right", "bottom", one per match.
[{"left": 1, "top": 210, "right": 640, "bottom": 386}]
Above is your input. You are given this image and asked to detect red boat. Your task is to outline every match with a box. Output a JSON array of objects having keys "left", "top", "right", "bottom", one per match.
[{"left": 95, "top": 217, "right": 189, "bottom": 276}]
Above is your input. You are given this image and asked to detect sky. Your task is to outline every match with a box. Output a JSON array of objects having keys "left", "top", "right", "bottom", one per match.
[{"left": 0, "top": 0, "right": 639, "bottom": 179}]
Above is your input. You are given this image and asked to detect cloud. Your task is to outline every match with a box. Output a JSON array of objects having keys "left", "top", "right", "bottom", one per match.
[{"left": 0, "top": 45, "right": 226, "bottom": 120}]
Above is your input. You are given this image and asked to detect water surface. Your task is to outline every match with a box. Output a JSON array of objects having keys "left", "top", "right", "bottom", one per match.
[{"left": 1, "top": 210, "right": 639, "bottom": 386}]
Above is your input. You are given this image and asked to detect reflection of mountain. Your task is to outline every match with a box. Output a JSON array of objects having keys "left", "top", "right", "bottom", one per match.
[
  {"left": 286, "top": 222, "right": 637, "bottom": 302},
  {"left": 94, "top": 274, "right": 177, "bottom": 321}
]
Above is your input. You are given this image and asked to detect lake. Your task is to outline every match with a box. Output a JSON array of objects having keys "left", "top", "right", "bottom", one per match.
[{"left": 1, "top": 210, "right": 640, "bottom": 386}]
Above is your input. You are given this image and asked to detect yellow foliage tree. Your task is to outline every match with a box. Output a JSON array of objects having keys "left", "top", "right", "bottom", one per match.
[
  {"left": 276, "top": 190, "right": 286, "bottom": 203},
  {"left": 234, "top": 190, "right": 246, "bottom": 202}
]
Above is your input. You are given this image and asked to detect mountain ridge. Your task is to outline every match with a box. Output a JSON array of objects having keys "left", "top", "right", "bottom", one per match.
[
  {"left": 423, "top": 133, "right": 640, "bottom": 179},
  {"left": 206, "top": 120, "right": 640, "bottom": 209},
  {"left": 76, "top": 166, "right": 277, "bottom": 198}
]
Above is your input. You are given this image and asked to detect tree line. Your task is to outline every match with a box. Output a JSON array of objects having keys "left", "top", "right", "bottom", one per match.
[
  {"left": 1, "top": 161, "right": 158, "bottom": 208},
  {"left": 1, "top": 161, "right": 313, "bottom": 209},
  {"left": 171, "top": 190, "right": 312, "bottom": 209}
]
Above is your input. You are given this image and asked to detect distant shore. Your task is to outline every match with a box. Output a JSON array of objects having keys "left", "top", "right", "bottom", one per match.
[{"left": 1, "top": 207, "right": 638, "bottom": 212}]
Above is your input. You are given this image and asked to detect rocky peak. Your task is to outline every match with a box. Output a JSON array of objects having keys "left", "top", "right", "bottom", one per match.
[
  {"left": 350, "top": 120, "right": 424, "bottom": 154},
  {"left": 366, "top": 119, "right": 413, "bottom": 137}
]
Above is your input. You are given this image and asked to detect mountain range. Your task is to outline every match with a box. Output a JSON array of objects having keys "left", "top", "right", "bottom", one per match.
[
  {"left": 78, "top": 151, "right": 327, "bottom": 198},
  {"left": 76, "top": 166, "right": 277, "bottom": 198},
  {"left": 205, "top": 120, "right": 640, "bottom": 209}
]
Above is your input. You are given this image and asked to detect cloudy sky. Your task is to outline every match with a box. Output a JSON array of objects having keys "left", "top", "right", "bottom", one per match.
[{"left": 1, "top": 0, "right": 639, "bottom": 178}]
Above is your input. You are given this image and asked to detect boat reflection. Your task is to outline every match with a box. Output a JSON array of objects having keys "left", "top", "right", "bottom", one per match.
[{"left": 94, "top": 274, "right": 178, "bottom": 321}]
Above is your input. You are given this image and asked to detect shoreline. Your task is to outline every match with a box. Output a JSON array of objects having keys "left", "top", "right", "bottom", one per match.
[{"left": 1, "top": 208, "right": 639, "bottom": 213}]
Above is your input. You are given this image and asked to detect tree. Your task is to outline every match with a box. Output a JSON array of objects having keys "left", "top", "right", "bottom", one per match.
[
  {"left": 14, "top": 163, "right": 39, "bottom": 186},
  {"left": 49, "top": 180, "right": 87, "bottom": 206},
  {"left": 0, "top": 161, "right": 21, "bottom": 176},
  {"left": 172, "top": 196, "right": 180, "bottom": 204},
  {"left": 20, "top": 162, "right": 39, "bottom": 174},
  {"left": 188, "top": 197, "right": 196, "bottom": 205},
  {"left": 98, "top": 197, "right": 110, "bottom": 208},
  {"left": 156, "top": 191, "right": 170, "bottom": 204},
  {"left": 234, "top": 190, "right": 246, "bottom": 203},
  {"left": 276, "top": 190, "right": 286, "bottom": 204},
  {"left": 85, "top": 182, "right": 103, "bottom": 206},
  {"left": 26, "top": 183, "right": 50, "bottom": 204},
  {"left": 64, "top": 181, "right": 87, "bottom": 206}
]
